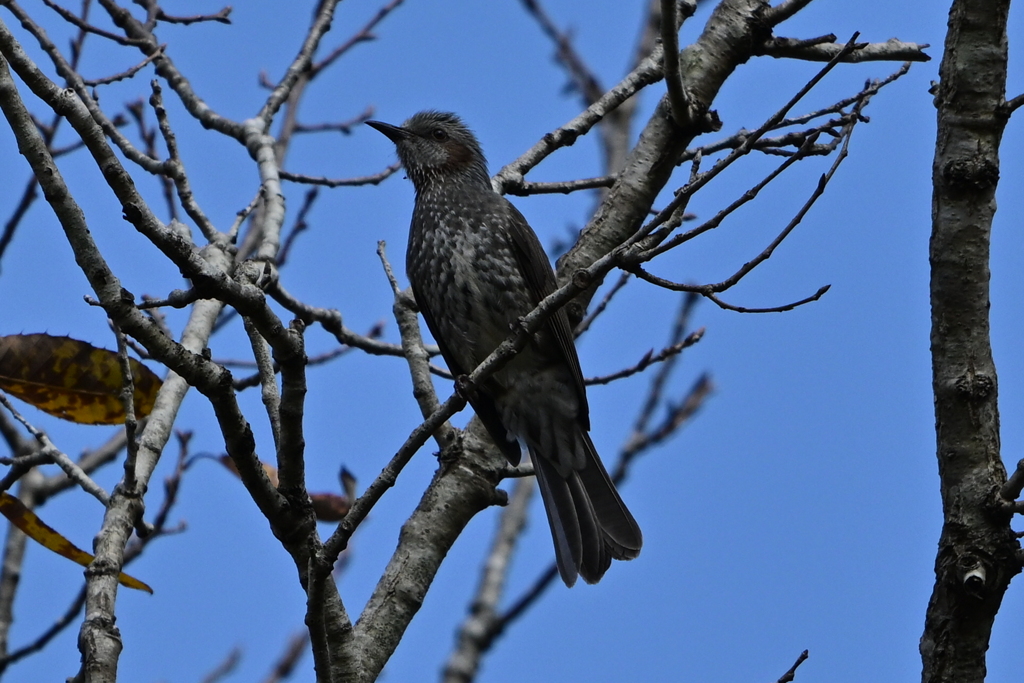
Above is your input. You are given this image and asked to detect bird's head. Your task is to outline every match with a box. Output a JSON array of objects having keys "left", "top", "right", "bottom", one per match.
[{"left": 367, "top": 111, "right": 489, "bottom": 189}]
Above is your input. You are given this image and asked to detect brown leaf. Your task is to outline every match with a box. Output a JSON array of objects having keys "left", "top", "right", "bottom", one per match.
[
  {"left": 218, "top": 457, "right": 352, "bottom": 521},
  {"left": 311, "top": 493, "right": 351, "bottom": 522},
  {"left": 0, "top": 334, "right": 162, "bottom": 425},
  {"left": 217, "top": 455, "right": 279, "bottom": 487},
  {"left": 0, "top": 493, "right": 152, "bottom": 593}
]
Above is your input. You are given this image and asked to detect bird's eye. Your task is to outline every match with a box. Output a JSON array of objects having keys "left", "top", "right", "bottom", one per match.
[{"left": 430, "top": 128, "right": 449, "bottom": 142}]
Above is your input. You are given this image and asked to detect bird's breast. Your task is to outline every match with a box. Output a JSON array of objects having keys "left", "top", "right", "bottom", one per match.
[{"left": 407, "top": 205, "right": 533, "bottom": 372}]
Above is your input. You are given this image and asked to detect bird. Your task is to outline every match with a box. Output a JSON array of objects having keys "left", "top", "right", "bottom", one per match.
[{"left": 367, "top": 111, "right": 641, "bottom": 586}]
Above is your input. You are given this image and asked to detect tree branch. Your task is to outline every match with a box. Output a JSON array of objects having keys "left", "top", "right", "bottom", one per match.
[{"left": 921, "top": 1, "right": 1020, "bottom": 681}]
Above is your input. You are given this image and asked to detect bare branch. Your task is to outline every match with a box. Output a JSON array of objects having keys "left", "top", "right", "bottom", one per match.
[
  {"left": 0, "top": 585, "right": 86, "bottom": 673},
  {"left": 154, "top": 6, "right": 232, "bottom": 26},
  {"left": 148, "top": 80, "right": 221, "bottom": 240},
  {"left": 493, "top": 41, "right": 665, "bottom": 190},
  {"left": 243, "top": 317, "right": 282, "bottom": 449},
  {"left": 519, "top": 0, "right": 604, "bottom": 105},
  {"left": 620, "top": 372, "right": 713, "bottom": 468},
  {"left": 256, "top": 0, "right": 343, "bottom": 126},
  {"left": 628, "top": 91, "right": 862, "bottom": 309},
  {"left": 231, "top": 333, "right": 379, "bottom": 391},
  {"left": 0, "top": 393, "right": 110, "bottom": 504},
  {"left": 41, "top": 0, "right": 145, "bottom": 46},
  {"left": 1000, "top": 459, "right": 1024, "bottom": 502},
  {"left": 278, "top": 187, "right": 319, "bottom": 267},
  {"left": 574, "top": 271, "right": 630, "bottom": 337},
  {"left": 759, "top": 36, "right": 930, "bottom": 62},
  {"left": 441, "top": 477, "right": 535, "bottom": 683},
  {"left": 312, "top": 0, "right": 407, "bottom": 76},
  {"left": 660, "top": 0, "right": 697, "bottom": 125},
  {"left": 83, "top": 44, "right": 164, "bottom": 86},
  {"left": 279, "top": 163, "right": 401, "bottom": 188},
  {"left": 267, "top": 280, "right": 421, "bottom": 359},
  {"left": 379, "top": 242, "right": 457, "bottom": 450},
  {"left": 776, "top": 651, "right": 810, "bottom": 683},
  {"left": 503, "top": 175, "right": 615, "bottom": 196},
  {"left": 1004, "top": 92, "right": 1024, "bottom": 115},
  {"left": 762, "top": 0, "right": 815, "bottom": 24},
  {"left": 294, "top": 106, "right": 375, "bottom": 135},
  {"left": 260, "top": 632, "right": 309, "bottom": 683},
  {"left": 306, "top": 554, "right": 335, "bottom": 683},
  {"left": 198, "top": 648, "right": 242, "bottom": 683},
  {"left": 586, "top": 328, "right": 704, "bottom": 385},
  {"left": 109, "top": 322, "right": 139, "bottom": 494},
  {"left": 95, "top": 0, "right": 245, "bottom": 138}
]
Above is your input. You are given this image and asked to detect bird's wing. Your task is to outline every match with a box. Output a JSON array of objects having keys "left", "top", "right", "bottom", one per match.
[
  {"left": 410, "top": 281, "right": 523, "bottom": 465},
  {"left": 503, "top": 200, "right": 590, "bottom": 430}
]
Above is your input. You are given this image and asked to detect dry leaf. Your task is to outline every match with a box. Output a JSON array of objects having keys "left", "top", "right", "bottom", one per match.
[
  {"left": 0, "top": 334, "right": 162, "bottom": 425},
  {"left": 217, "top": 455, "right": 279, "bottom": 487},
  {"left": 0, "top": 493, "right": 152, "bottom": 593},
  {"left": 311, "top": 493, "right": 351, "bottom": 522},
  {"left": 218, "top": 457, "right": 353, "bottom": 521}
]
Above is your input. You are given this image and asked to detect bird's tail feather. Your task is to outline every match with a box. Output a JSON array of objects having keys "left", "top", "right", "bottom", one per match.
[
  {"left": 533, "top": 454, "right": 582, "bottom": 586},
  {"left": 577, "top": 431, "right": 642, "bottom": 561},
  {"left": 531, "top": 429, "right": 642, "bottom": 586}
]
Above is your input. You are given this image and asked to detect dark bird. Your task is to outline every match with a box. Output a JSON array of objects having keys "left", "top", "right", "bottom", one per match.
[{"left": 367, "top": 111, "right": 642, "bottom": 586}]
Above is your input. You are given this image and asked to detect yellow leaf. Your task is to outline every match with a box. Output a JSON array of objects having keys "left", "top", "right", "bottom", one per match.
[
  {"left": 0, "top": 493, "right": 152, "bottom": 593},
  {"left": 0, "top": 334, "right": 162, "bottom": 425}
]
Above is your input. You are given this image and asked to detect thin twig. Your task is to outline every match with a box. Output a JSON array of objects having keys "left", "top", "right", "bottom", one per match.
[
  {"left": 379, "top": 241, "right": 457, "bottom": 450},
  {"left": 294, "top": 106, "right": 375, "bottom": 135},
  {"left": 259, "top": 632, "right": 309, "bottom": 683},
  {"left": 198, "top": 648, "right": 242, "bottom": 683},
  {"left": 759, "top": 36, "right": 929, "bottom": 63},
  {"left": 520, "top": 0, "right": 603, "bottom": 105},
  {"left": 279, "top": 164, "right": 401, "bottom": 187},
  {"left": 586, "top": 328, "right": 704, "bottom": 385},
  {"left": 574, "top": 271, "right": 630, "bottom": 337},
  {"left": 83, "top": 44, "right": 163, "bottom": 86},
  {"left": 493, "top": 40, "right": 665, "bottom": 189},
  {"left": 124, "top": 95, "right": 179, "bottom": 221},
  {"left": 278, "top": 187, "right": 318, "bottom": 267},
  {"left": 267, "top": 280, "right": 434, "bottom": 360},
  {"left": 109, "top": 322, "right": 139, "bottom": 493},
  {"left": 660, "top": 0, "right": 688, "bottom": 124},
  {"left": 0, "top": 0, "right": 94, "bottom": 270},
  {"left": 229, "top": 188, "right": 265, "bottom": 243},
  {"left": 41, "top": 0, "right": 146, "bottom": 46},
  {"left": 243, "top": 317, "right": 282, "bottom": 449},
  {"left": 619, "top": 372, "right": 713, "bottom": 466},
  {"left": 630, "top": 98, "right": 863, "bottom": 308},
  {"left": 776, "top": 650, "right": 810, "bottom": 683},
  {"left": 149, "top": 80, "right": 220, "bottom": 240},
  {"left": 0, "top": 393, "right": 109, "bottom": 504},
  {"left": 503, "top": 175, "right": 616, "bottom": 196},
  {"left": 311, "top": 0, "right": 406, "bottom": 76},
  {"left": 154, "top": 6, "right": 232, "bottom": 25},
  {"left": 0, "top": 585, "right": 86, "bottom": 672}
]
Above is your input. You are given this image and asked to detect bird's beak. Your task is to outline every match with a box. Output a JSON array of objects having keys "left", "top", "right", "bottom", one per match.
[{"left": 366, "top": 120, "right": 409, "bottom": 144}]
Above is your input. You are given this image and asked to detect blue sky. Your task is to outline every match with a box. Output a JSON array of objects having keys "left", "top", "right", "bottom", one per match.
[{"left": 1, "top": 1, "right": 1023, "bottom": 682}]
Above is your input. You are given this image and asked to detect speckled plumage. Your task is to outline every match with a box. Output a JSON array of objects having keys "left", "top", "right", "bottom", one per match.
[{"left": 368, "top": 111, "right": 642, "bottom": 586}]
